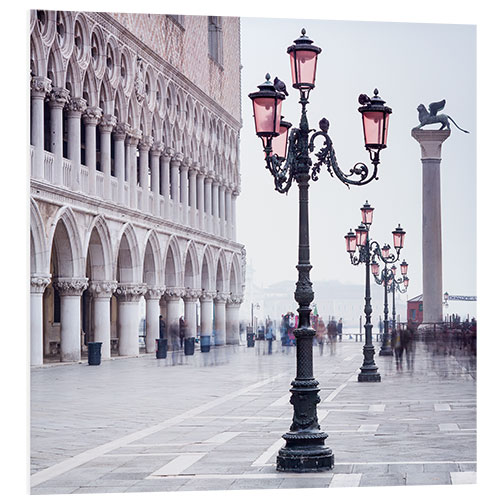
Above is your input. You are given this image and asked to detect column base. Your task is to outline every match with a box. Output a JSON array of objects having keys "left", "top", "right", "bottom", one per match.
[
  {"left": 379, "top": 347, "right": 393, "bottom": 356},
  {"left": 358, "top": 371, "right": 381, "bottom": 382},
  {"left": 276, "top": 432, "right": 333, "bottom": 472}
]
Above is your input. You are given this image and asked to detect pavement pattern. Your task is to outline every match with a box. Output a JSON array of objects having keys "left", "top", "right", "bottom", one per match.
[{"left": 30, "top": 339, "right": 476, "bottom": 494}]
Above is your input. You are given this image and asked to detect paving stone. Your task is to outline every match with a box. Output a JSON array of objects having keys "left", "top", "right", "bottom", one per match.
[
  {"left": 360, "top": 473, "right": 405, "bottom": 487},
  {"left": 405, "top": 472, "right": 452, "bottom": 485}
]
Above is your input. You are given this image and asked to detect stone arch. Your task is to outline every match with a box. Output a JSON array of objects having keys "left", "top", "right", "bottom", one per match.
[
  {"left": 113, "top": 86, "right": 127, "bottom": 123},
  {"left": 48, "top": 206, "right": 85, "bottom": 278},
  {"left": 126, "top": 95, "right": 140, "bottom": 130},
  {"left": 200, "top": 245, "right": 216, "bottom": 291},
  {"left": 115, "top": 223, "right": 142, "bottom": 283},
  {"left": 164, "top": 235, "right": 182, "bottom": 287},
  {"left": 65, "top": 55, "right": 83, "bottom": 97},
  {"left": 98, "top": 78, "right": 114, "bottom": 114},
  {"left": 142, "top": 230, "right": 163, "bottom": 286},
  {"left": 30, "top": 33, "right": 46, "bottom": 77},
  {"left": 30, "top": 198, "right": 49, "bottom": 275},
  {"left": 55, "top": 10, "right": 75, "bottom": 60},
  {"left": 119, "top": 45, "right": 134, "bottom": 97},
  {"left": 183, "top": 241, "right": 200, "bottom": 289},
  {"left": 73, "top": 13, "right": 91, "bottom": 70},
  {"left": 89, "top": 24, "right": 106, "bottom": 80},
  {"left": 83, "top": 215, "right": 114, "bottom": 281},
  {"left": 82, "top": 66, "right": 99, "bottom": 107},
  {"left": 228, "top": 253, "right": 242, "bottom": 295},
  {"left": 215, "top": 249, "right": 228, "bottom": 293},
  {"left": 35, "top": 9, "right": 56, "bottom": 47},
  {"left": 152, "top": 112, "right": 162, "bottom": 142},
  {"left": 104, "top": 34, "right": 120, "bottom": 87},
  {"left": 47, "top": 46, "right": 65, "bottom": 88}
]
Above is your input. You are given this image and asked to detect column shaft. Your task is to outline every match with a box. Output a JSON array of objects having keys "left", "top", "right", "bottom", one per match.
[
  {"left": 145, "top": 298, "right": 160, "bottom": 352},
  {"left": 197, "top": 173, "right": 205, "bottom": 230},
  {"left": 93, "top": 298, "right": 112, "bottom": 360},
  {"left": 183, "top": 299, "right": 198, "bottom": 339},
  {"left": 214, "top": 299, "right": 227, "bottom": 345},
  {"left": 83, "top": 107, "right": 101, "bottom": 196},
  {"left": 30, "top": 77, "right": 51, "bottom": 179},
  {"left": 200, "top": 298, "right": 214, "bottom": 337},
  {"left": 48, "top": 88, "right": 69, "bottom": 186}
]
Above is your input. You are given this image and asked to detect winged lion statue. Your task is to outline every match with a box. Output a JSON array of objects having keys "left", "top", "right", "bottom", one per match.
[{"left": 414, "top": 99, "right": 469, "bottom": 133}]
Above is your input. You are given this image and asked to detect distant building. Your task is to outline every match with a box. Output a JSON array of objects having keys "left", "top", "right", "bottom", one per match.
[{"left": 407, "top": 294, "right": 423, "bottom": 325}]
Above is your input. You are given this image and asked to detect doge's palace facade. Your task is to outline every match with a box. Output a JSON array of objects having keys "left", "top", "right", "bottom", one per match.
[{"left": 30, "top": 11, "right": 245, "bottom": 366}]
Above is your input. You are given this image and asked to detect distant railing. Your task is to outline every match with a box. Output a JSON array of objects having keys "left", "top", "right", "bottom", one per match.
[
  {"left": 44, "top": 151, "right": 54, "bottom": 183},
  {"left": 62, "top": 158, "right": 72, "bottom": 188}
]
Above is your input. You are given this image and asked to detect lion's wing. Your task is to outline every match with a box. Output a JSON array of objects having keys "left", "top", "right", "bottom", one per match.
[{"left": 428, "top": 99, "right": 446, "bottom": 116}]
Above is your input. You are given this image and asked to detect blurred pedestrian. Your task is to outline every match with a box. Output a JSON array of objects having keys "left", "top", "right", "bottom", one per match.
[
  {"left": 179, "top": 316, "right": 186, "bottom": 349},
  {"left": 317, "top": 318, "right": 326, "bottom": 355},
  {"left": 159, "top": 315, "right": 166, "bottom": 340},
  {"left": 327, "top": 318, "right": 337, "bottom": 354},
  {"left": 265, "top": 317, "right": 274, "bottom": 354},
  {"left": 337, "top": 318, "right": 343, "bottom": 342}
]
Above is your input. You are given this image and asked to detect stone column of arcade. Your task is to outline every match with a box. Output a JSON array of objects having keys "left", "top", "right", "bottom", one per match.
[
  {"left": 160, "top": 147, "right": 174, "bottom": 219},
  {"left": 126, "top": 129, "right": 141, "bottom": 210},
  {"left": 212, "top": 176, "right": 220, "bottom": 236},
  {"left": 214, "top": 292, "right": 228, "bottom": 346},
  {"left": 183, "top": 289, "right": 201, "bottom": 347},
  {"left": 197, "top": 168, "right": 206, "bottom": 230},
  {"left": 411, "top": 129, "right": 450, "bottom": 327},
  {"left": 114, "top": 122, "right": 130, "bottom": 206},
  {"left": 30, "top": 76, "right": 52, "bottom": 180},
  {"left": 180, "top": 158, "right": 191, "bottom": 225},
  {"left": 99, "top": 114, "right": 117, "bottom": 201},
  {"left": 226, "top": 295, "right": 243, "bottom": 345},
  {"left": 139, "top": 135, "right": 153, "bottom": 213},
  {"left": 54, "top": 278, "right": 89, "bottom": 362},
  {"left": 145, "top": 286, "right": 166, "bottom": 353},
  {"left": 66, "top": 97, "right": 87, "bottom": 192},
  {"left": 30, "top": 275, "right": 51, "bottom": 366},
  {"left": 150, "top": 141, "right": 163, "bottom": 216},
  {"left": 188, "top": 163, "right": 198, "bottom": 227},
  {"left": 164, "top": 288, "right": 183, "bottom": 350},
  {"left": 88, "top": 280, "right": 117, "bottom": 360},
  {"left": 200, "top": 290, "right": 216, "bottom": 341},
  {"left": 170, "top": 153, "right": 183, "bottom": 223},
  {"left": 48, "top": 87, "right": 70, "bottom": 186},
  {"left": 219, "top": 181, "right": 226, "bottom": 238},
  {"left": 231, "top": 186, "right": 239, "bottom": 241},
  {"left": 204, "top": 172, "right": 214, "bottom": 234},
  {"left": 116, "top": 284, "right": 147, "bottom": 356},
  {"left": 83, "top": 107, "right": 102, "bottom": 197}
]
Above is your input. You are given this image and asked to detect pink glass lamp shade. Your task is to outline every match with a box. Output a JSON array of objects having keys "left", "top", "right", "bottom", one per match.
[
  {"left": 361, "top": 200, "right": 374, "bottom": 225},
  {"left": 345, "top": 229, "right": 356, "bottom": 253},
  {"left": 287, "top": 29, "right": 322, "bottom": 91},
  {"left": 403, "top": 277, "right": 409, "bottom": 288},
  {"left": 400, "top": 260, "right": 408, "bottom": 276},
  {"left": 371, "top": 260, "right": 380, "bottom": 276},
  {"left": 248, "top": 73, "right": 286, "bottom": 138},
  {"left": 271, "top": 118, "right": 292, "bottom": 158},
  {"left": 392, "top": 224, "right": 406, "bottom": 249},
  {"left": 381, "top": 244, "right": 390, "bottom": 259},
  {"left": 358, "top": 89, "right": 392, "bottom": 151},
  {"left": 355, "top": 224, "right": 368, "bottom": 247}
]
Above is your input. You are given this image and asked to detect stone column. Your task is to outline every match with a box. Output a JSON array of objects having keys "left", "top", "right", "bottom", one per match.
[
  {"left": 197, "top": 168, "right": 206, "bottom": 230},
  {"left": 30, "top": 275, "right": 51, "bottom": 366},
  {"left": 66, "top": 97, "right": 87, "bottom": 192},
  {"left": 226, "top": 295, "right": 243, "bottom": 345},
  {"left": 88, "top": 280, "right": 117, "bottom": 360},
  {"left": 170, "top": 153, "right": 183, "bottom": 223},
  {"left": 183, "top": 289, "right": 201, "bottom": 341},
  {"left": 200, "top": 291, "right": 216, "bottom": 339},
  {"left": 145, "top": 286, "right": 166, "bottom": 353},
  {"left": 114, "top": 122, "right": 130, "bottom": 206},
  {"left": 214, "top": 292, "right": 228, "bottom": 346},
  {"left": 219, "top": 182, "right": 227, "bottom": 237},
  {"left": 48, "top": 87, "right": 70, "bottom": 186},
  {"left": 83, "top": 106, "right": 102, "bottom": 196},
  {"left": 54, "top": 278, "right": 89, "bottom": 362},
  {"left": 99, "top": 114, "right": 117, "bottom": 201},
  {"left": 139, "top": 136, "right": 153, "bottom": 212},
  {"left": 188, "top": 163, "right": 198, "bottom": 227},
  {"left": 205, "top": 172, "right": 214, "bottom": 234},
  {"left": 160, "top": 147, "right": 174, "bottom": 219},
  {"left": 30, "top": 76, "right": 51, "bottom": 179},
  {"left": 164, "top": 288, "right": 183, "bottom": 347},
  {"left": 180, "top": 158, "right": 191, "bottom": 225},
  {"left": 126, "top": 129, "right": 141, "bottom": 209},
  {"left": 150, "top": 141, "right": 163, "bottom": 216},
  {"left": 212, "top": 177, "right": 220, "bottom": 235},
  {"left": 116, "top": 284, "right": 147, "bottom": 356},
  {"left": 411, "top": 129, "right": 450, "bottom": 325},
  {"left": 231, "top": 186, "right": 239, "bottom": 240}
]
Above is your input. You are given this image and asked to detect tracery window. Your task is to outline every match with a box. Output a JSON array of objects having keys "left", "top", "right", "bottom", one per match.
[{"left": 208, "top": 16, "right": 223, "bottom": 65}]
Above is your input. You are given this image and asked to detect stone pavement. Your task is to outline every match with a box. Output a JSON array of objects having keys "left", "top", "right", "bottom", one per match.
[{"left": 30, "top": 339, "right": 476, "bottom": 494}]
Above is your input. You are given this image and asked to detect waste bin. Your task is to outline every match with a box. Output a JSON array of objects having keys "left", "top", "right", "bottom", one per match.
[
  {"left": 88, "top": 342, "right": 102, "bottom": 365},
  {"left": 156, "top": 338, "right": 167, "bottom": 359},
  {"left": 200, "top": 335, "right": 211, "bottom": 353},
  {"left": 184, "top": 336, "right": 195, "bottom": 355},
  {"left": 247, "top": 333, "right": 255, "bottom": 347}
]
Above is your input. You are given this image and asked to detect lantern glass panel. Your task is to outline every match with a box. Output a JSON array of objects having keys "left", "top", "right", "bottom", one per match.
[
  {"left": 361, "top": 207, "right": 374, "bottom": 225},
  {"left": 401, "top": 262, "right": 408, "bottom": 275},
  {"left": 362, "top": 111, "right": 389, "bottom": 149},
  {"left": 382, "top": 246, "right": 390, "bottom": 259},
  {"left": 272, "top": 123, "right": 290, "bottom": 158},
  {"left": 252, "top": 97, "right": 282, "bottom": 136},
  {"left": 290, "top": 49, "right": 318, "bottom": 88},
  {"left": 371, "top": 261, "right": 380, "bottom": 275},
  {"left": 393, "top": 230, "right": 405, "bottom": 249},
  {"left": 345, "top": 234, "right": 356, "bottom": 253},
  {"left": 355, "top": 228, "right": 367, "bottom": 247}
]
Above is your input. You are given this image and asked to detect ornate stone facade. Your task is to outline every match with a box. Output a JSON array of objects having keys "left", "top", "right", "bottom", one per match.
[{"left": 30, "top": 10, "right": 245, "bottom": 366}]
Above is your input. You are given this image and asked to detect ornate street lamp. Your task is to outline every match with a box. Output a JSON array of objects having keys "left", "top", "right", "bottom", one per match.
[
  {"left": 372, "top": 245, "right": 407, "bottom": 355},
  {"left": 249, "top": 28, "right": 392, "bottom": 473},
  {"left": 384, "top": 264, "right": 409, "bottom": 331}
]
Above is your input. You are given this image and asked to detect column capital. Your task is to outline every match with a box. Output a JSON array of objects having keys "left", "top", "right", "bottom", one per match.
[
  {"left": 31, "top": 76, "right": 52, "bottom": 99},
  {"left": 66, "top": 97, "right": 87, "bottom": 118},
  {"left": 214, "top": 292, "right": 230, "bottom": 303},
  {"left": 113, "top": 122, "right": 130, "bottom": 141},
  {"left": 214, "top": 174, "right": 222, "bottom": 185},
  {"left": 88, "top": 280, "right": 118, "bottom": 299},
  {"left": 227, "top": 294, "right": 244, "bottom": 306},
  {"left": 150, "top": 141, "right": 164, "bottom": 157},
  {"left": 145, "top": 285, "right": 166, "bottom": 300},
  {"left": 54, "top": 277, "right": 89, "bottom": 296},
  {"left": 411, "top": 129, "right": 450, "bottom": 159},
  {"left": 182, "top": 288, "right": 202, "bottom": 301},
  {"left": 115, "top": 283, "right": 147, "bottom": 302},
  {"left": 30, "top": 274, "right": 51, "bottom": 294},
  {"left": 48, "top": 87, "right": 70, "bottom": 109},
  {"left": 180, "top": 157, "right": 192, "bottom": 171},
  {"left": 99, "top": 114, "right": 117, "bottom": 133},
  {"left": 164, "top": 287, "right": 184, "bottom": 300},
  {"left": 199, "top": 166, "right": 208, "bottom": 177},
  {"left": 139, "top": 135, "right": 154, "bottom": 151},
  {"left": 83, "top": 106, "right": 103, "bottom": 126},
  {"left": 205, "top": 171, "right": 215, "bottom": 183},
  {"left": 162, "top": 146, "right": 175, "bottom": 160},
  {"left": 200, "top": 290, "right": 217, "bottom": 302},
  {"left": 126, "top": 128, "right": 142, "bottom": 146},
  {"left": 189, "top": 161, "right": 200, "bottom": 174}
]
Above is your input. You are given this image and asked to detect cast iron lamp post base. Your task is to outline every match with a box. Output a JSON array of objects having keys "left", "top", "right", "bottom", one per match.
[
  {"left": 358, "top": 345, "right": 382, "bottom": 382},
  {"left": 379, "top": 345, "right": 394, "bottom": 356}
]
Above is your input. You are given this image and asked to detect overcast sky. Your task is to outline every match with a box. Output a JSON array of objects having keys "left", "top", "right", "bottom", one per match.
[{"left": 238, "top": 17, "right": 476, "bottom": 305}]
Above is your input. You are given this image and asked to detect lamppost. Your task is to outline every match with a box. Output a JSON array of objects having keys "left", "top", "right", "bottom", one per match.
[
  {"left": 371, "top": 246, "right": 407, "bottom": 355},
  {"left": 387, "top": 262, "right": 409, "bottom": 331},
  {"left": 251, "top": 302, "right": 260, "bottom": 335},
  {"left": 345, "top": 202, "right": 406, "bottom": 381},
  {"left": 248, "top": 29, "right": 392, "bottom": 473}
]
